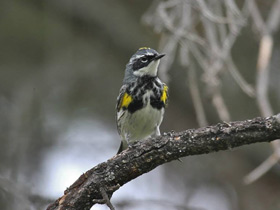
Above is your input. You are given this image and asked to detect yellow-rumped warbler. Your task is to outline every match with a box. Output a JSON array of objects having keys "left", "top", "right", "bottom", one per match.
[{"left": 116, "top": 47, "right": 168, "bottom": 154}]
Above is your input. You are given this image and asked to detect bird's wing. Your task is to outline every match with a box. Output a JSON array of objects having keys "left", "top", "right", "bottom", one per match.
[
  {"left": 116, "top": 84, "right": 131, "bottom": 135},
  {"left": 161, "top": 83, "right": 169, "bottom": 106},
  {"left": 116, "top": 84, "right": 131, "bottom": 112}
]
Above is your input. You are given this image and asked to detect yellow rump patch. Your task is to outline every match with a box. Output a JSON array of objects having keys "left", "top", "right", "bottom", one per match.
[
  {"left": 121, "top": 93, "right": 133, "bottom": 108},
  {"left": 161, "top": 85, "right": 168, "bottom": 104},
  {"left": 138, "top": 47, "right": 151, "bottom": 50}
]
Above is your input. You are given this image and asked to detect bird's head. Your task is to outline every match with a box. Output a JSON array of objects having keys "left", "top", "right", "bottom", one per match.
[{"left": 123, "top": 47, "right": 165, "bottom": 84}]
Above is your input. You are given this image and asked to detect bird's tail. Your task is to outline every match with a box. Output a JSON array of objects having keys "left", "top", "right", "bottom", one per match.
[{"left": 117, "top": 140, "right": 128, "bottom": 154}]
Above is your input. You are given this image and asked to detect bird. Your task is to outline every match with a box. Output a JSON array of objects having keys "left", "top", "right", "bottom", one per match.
[{"left": 116, "top": 47, "right": 168, "bottom": 154}]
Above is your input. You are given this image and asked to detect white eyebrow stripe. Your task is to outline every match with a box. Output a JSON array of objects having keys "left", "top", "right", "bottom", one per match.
[
  {"left": 134, "top": 54, "right": 145, "bottom": 59},
  {"left": 130, "top": 53, "right": 156, "bottom": 63},
  {"left": 146, "top": 52, "right": 154, "bottom": 56}
]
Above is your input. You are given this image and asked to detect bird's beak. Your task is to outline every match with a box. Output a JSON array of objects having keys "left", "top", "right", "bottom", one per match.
[{"left": 154, "top": 54, "right": 165, "bottom": 60}]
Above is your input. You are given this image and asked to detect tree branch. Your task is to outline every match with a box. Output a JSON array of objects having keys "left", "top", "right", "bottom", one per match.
[{"left": 47, "top": 114, "right": 280, "bottom": 210}]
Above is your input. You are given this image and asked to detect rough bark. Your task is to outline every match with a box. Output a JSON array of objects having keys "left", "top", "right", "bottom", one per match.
[{"left": 47, "top": 114, "right": 280, "bottom": 210}]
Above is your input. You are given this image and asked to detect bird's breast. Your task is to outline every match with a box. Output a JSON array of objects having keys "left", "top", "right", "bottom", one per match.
[{"left": 125, "top": 78, "right": 165, "bottom": 113}]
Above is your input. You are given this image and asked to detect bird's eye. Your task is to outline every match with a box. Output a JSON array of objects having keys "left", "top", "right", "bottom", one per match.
[{"left": 140, "top": 57, "right": 148, "bottom": 63}]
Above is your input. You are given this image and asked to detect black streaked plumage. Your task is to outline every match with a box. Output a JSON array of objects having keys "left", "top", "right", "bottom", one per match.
[{"left": 121, "top": 76, "right": 166, "bottom": 114}]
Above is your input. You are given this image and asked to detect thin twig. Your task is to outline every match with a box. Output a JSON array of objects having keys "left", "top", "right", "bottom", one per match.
[
  {"left": 226, "top": 57, "right": 255, "bottom": 97},
  {"left": 212, "top": 91, "right": 231, "bottom": 122},
  {"left": 266, "top": 0, "right": 280, "bottom": 33},
  {"left": 100, "top": 187, "right": 115, "bottom": 210},
  {"left": 187, "top": 60, "right": 208, "bottom": 127},
  {"left": 256, "top": 35, "right": 274, "bottom": 116},
  {"left": 247, "top": 0, "right": 267, "bottom": 34},
  {"left": 244, "top": 153, "right": 280, "bottom": 184},
  {"left": 196, "top": 0, "right": 238, "bottom": 24}
]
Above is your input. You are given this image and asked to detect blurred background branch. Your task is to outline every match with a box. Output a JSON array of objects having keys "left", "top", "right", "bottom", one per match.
[
  {"left": 244, "top": 0, "right": 280, "bottom": 184},
  {"left": 143, "top": 0, "right": 280, "bottom": 186}
]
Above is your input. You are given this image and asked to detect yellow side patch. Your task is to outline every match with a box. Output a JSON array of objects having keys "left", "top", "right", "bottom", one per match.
[
  {"left": 161, "top": 85, "right": 168, "bottom": 104},
  {"left": 138, "top": 47, "right": 151, "bottom": 50},
  {"left": 121, "top": 93, "right": 133, "bottom": 108}
]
